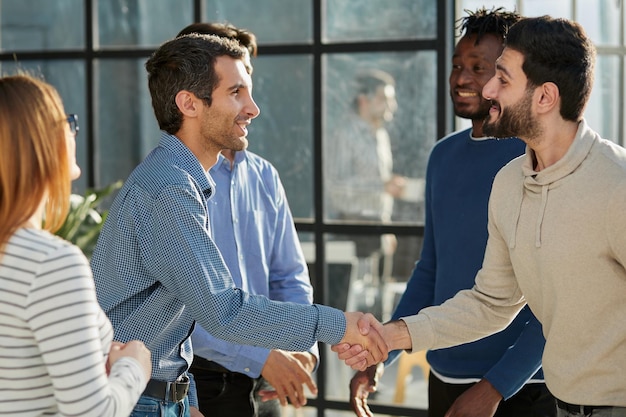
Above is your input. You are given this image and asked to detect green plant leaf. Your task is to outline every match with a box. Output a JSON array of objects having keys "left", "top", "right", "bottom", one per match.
[{"left": 55, "top": 180, "right": 123, "bottom": 259}]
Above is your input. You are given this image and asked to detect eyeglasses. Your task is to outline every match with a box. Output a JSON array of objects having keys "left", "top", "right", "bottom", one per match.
[{"left": 66, "top": 114, "right": 79, "bottom": 137}]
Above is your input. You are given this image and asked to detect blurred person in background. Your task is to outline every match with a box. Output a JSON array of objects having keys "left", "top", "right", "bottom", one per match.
[{"left": 325, "top": 69, "right": 422, "bottom": 317}]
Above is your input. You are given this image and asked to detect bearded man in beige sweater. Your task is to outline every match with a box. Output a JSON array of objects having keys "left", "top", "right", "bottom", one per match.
[{"left": 335, "top": 16, "right": 626, "bottom": 416}]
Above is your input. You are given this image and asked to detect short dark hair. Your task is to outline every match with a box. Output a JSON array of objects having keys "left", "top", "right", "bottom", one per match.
[
  {"left": 145, "top": 34, "right": 246, "bottom": 134},
  {"left": 177, "top": 22, "right": 257, "bottom": 58},
  {"left": 505, "top": 16, "right": 596, "bottom": 122},
  {"left": 457, "top": 7, "right": 521, "bottom": 45}
]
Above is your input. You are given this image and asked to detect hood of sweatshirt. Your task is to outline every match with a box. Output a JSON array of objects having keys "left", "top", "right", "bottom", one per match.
[{"left": 508, "top": 119, "right": 598, "bottom": 248}]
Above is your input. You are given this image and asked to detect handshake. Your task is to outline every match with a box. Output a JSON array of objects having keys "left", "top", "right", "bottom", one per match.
[{"left": 333, "top": 312, "right": 412, "bottom": 371}]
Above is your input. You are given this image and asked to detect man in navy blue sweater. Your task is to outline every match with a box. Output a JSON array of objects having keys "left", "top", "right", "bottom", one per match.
[{"left": 349, "top": 8, "right": 556, "bottom": 417}]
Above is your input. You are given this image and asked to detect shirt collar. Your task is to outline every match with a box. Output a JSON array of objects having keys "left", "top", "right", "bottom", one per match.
[
  {"left": 212, "top": 150, "right": 247, "bottom": 174},
  {"left": 158, "top": 131, "right": 215, "bottom": 198}
]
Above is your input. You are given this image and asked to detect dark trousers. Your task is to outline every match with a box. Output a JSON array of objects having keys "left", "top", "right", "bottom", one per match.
[
  {"left": 189, "top": 355, "right": 281, "bottom": 417},
  {"left": 428, "top": 372, "right": 557, "bottom": 417}
]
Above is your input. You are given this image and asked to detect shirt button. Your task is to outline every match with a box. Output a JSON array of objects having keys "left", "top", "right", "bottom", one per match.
[{"left": 244, "top": 367, "right": 250, "bottom": 372}]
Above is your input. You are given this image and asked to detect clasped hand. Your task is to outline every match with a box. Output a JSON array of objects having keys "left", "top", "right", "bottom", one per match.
[{"left": 334, "top": 312, "right": 388, "bottom": 371}]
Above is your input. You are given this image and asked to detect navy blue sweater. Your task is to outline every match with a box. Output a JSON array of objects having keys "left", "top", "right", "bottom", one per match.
[{"left": 388, "top": 128, "right": 544, "bottom": 399}]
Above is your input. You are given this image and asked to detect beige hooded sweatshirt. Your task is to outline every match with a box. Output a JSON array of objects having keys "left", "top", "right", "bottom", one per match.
[{"left": 402, "top": 120, "right": 626, "bottom": 406}]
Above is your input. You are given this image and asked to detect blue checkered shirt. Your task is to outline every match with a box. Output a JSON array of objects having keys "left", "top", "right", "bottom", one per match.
[
  {"left": 91, "top": 131, "right": 345, "bottom": 385},
  {"left": 191, "top": 150, "right": 319, "bottom": 378}
]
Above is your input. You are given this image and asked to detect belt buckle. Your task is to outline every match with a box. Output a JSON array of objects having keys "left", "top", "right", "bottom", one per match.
[
  {"left": 165, "top": 380, "right": 179, "bottom": 402},
  {"left": 170, "top": 376, "right": 189, "bottom": 403}
]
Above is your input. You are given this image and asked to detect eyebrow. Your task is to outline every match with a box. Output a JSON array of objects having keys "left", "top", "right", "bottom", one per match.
[
  {"left": 227, "top": 82, "right": 244, "bottom": 90},
  {"left": 495, "top": 61, "right": 512, "bottom": 79},
  {"left": 226, "top": 82, "right": 251, "bottom": 92},
  {"left": 452, "top": 52, "right": 490, "bottom": 64}
]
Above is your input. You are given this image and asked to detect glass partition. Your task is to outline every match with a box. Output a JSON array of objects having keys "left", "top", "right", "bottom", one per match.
[
  {"left": 96, "top": 58, "right": 159, "bottom": 186},
  {"left": 0, "top": 0, "right": 84, "bottom": 51},
  {"left": 97, "top": 0, "right": 191, "bottom": 48},
  {"left": 203, "top": 0, "right": 312, "bottom": 44},
  {"left": 245, "top": 55, "right": 315, "bottom": 219},
  {"left": 323, "top": 0, "right": 436, "bottom": 42}
]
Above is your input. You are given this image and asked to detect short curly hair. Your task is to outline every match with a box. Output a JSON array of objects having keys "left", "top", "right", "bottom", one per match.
[{"left": 457, "top": 6, "right": 521, "bottom": 45}]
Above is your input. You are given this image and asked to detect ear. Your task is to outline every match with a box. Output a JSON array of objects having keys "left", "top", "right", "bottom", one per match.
[
  {"left": 535, "top": 82, "right": 559, "bottom": 115},
  {"left": 175, "top": 90, "right": 202, "bottom": 117}
]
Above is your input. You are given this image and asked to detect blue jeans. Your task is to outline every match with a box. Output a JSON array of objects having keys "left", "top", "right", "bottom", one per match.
[
  {"left": 129, "top": 395, "right": 189, "bottom": 417},
  {"left": 557, "top": 407, "right": 626, "bottom": 417}
]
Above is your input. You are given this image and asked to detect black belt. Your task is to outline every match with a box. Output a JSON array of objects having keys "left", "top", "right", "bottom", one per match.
[
  {"left": 142, "top": 376, "right": 190, "bottom": 402},
  {"left": 556, "top": 399, "right": 610, "bottom": 415}
]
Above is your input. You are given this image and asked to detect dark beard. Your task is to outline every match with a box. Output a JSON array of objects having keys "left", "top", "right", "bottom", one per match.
[{"left": 483, "top": 91, "right": 541, "bottom": 139}]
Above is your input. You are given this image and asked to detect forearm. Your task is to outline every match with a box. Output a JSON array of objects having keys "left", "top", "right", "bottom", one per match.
[{"left": 400, "top": 288, "right": 525, "bottom": 354}]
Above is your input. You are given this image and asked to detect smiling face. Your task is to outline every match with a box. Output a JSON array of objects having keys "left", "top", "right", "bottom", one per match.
[
  {"left": 199, "top": 55, "right": 260, "bottom": 153},
  {"left": 482, "top": 48, "right": 542, "bottom": 141},
  {"left": 449, "top": 33, "right": 503, "bottom": 123}
]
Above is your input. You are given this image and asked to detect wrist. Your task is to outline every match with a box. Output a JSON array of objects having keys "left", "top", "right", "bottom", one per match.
[
  {"left": 478, "top": 379, "right": 504, "bottom": 402},
  {"left": 383, "top": 320, "right": 411, "bottom": 351}
]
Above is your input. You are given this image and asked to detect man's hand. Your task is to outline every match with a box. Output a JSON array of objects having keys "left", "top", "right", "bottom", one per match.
[
  {"left": 385, "top": 174, "right": 407, "bottom": 198},
  {"left": 337, "top": 312, "right": 388, "bottom": 370},
  {"left": 349, "top": 364, "right": 384, "bottom": 417},
  {"left": 257, "top": 350, "right": 318, "bottom": 408},
  {"left": 444, "top": 379, "right": 502, "bottom": 417},
  {"left": 333, "top": 316, "right": 413, "bottom": 370}
]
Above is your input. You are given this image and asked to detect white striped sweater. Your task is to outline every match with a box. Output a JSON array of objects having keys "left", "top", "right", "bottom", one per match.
[{"left": 0, "top": 228, "right": 146, "bottom": 416}]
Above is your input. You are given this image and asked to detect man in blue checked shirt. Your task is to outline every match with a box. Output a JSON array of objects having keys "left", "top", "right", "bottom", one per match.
[
  {"left": 91, "top": 33, "right": 386, "bottom": 417},
  {"left": 176, "top": 22, "right": 318, "bottom": 417}
]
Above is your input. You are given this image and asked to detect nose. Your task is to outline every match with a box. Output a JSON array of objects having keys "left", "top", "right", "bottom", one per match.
[
  {"left": 482, "top": 75, "right": 497, "bottom": 100},
  {"left": 455, "top": 66, "right": 474, "bottom": 86},
  {"left": 245, "top": 94, "right": 260, "bottom": 119}
]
